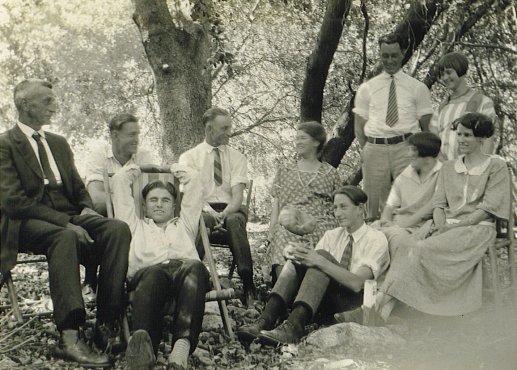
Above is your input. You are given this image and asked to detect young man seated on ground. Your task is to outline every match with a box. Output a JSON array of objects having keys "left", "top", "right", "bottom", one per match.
[
  {"left": 111, "top": 163, "right": 208, "bottom": 370},
  {"left": 377, "top": 132, "right": 442, "bottom": 233},
  {"left": 237, "top": 186, "right": 389, "bottom": 346}
]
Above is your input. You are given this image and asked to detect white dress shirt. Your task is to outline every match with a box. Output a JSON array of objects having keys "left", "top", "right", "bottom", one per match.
[
  {"left": 315, "top": 223, "right": 390, "bottom": 279},
  {"left": 17, "top": 122, "right": 62, "bottom": 184},
  {"left": 84, "top": 143, "right": 155, "bottom": 186},
  {"left": 179, "top": 140, "right": 248, "bottom": 204},
  {"left": 111, "top": 166, "right": 202, "bottom": 279},
  {"left": 353, "top": 70, "right": 433, "bottom": 137}
]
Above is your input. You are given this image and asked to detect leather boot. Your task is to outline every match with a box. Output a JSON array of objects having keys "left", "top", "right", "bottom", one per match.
[
  {"left": 53, "top": 329, "right": 112, "bottom": 368},
  {"left": 94, "top": 320, "right": 126, "bottom": 354}
]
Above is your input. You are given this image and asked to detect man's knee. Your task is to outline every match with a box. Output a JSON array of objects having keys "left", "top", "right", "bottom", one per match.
[
  {"left": 106, "top": 219, "right": 131, "bottom": 238},
  {"left": 225, "top": 212, "right": 246, "bottom": 228}
]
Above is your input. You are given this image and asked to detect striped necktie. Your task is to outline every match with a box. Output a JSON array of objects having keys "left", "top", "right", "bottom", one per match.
[
  {"left": 385, "top": 76, "right": 398, "bottom": 127},
  {"left": 213, "top": 147, "right": 222, "bottom": 186},
  {"left": 340, "top": 235, "right": 354, "bottom": 270},
  {"left": 32, "top": 132, "right": 58, "bottom": 187}
]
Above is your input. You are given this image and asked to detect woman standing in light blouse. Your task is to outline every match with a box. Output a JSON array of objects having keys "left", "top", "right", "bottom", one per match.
[
  {"left": 430, "top": 52, "right": 497, "bottom": 160},
  {"left": 337, "top": 113, "right": 510, "bottom": 323}
]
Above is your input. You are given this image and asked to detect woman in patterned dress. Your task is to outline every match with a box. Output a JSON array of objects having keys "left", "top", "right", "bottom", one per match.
[
  {"left": 430, "top": 52, "right": 497, "bottom": 160},
  {"left": 267, "top": 121, "right": 341, "bottom": 279}
]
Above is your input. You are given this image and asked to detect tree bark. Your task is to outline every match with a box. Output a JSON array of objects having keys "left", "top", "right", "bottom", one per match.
[
  {"left": 133, "top": 0, "right": 211, "bottom": 160},
  {"left": 300, "top": 0, "right": 352, "bottom": 123},
  {"left": 320, "top": 0, "right": 444, "bottom": 169}
]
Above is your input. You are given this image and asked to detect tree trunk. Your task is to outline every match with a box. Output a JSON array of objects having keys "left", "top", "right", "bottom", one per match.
[
  {"left": 320, "top": 0, "right": 444, "bottom": 170},
  {"left": 300, "top": 0, "right": 352, "bottom": 123},
  {"left": 133, "top": 0, "right": 211, "bottom": 160}
]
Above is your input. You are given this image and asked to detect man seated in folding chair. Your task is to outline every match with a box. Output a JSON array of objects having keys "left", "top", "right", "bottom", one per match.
[
  {"left": 179, "top": 107, "right": 256, "bottom": 305},
  {"left": 111, "top": 163, "right": 208, "bottom": 370}
]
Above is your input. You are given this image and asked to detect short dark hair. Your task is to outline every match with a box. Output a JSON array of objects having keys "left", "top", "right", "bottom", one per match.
[
  {"left": 14, "top": 79, "right": 53, "bottom": 111},
  {"left": 297, "top": 121, "right": 327, "bottom": 153},
  {"left": 378, "top": 33, "right": 407, "bottom": 50},
  {"left": 437, "top": 52, "right": 469, "bottom": 77},
  {"left": 452, "top": 112, "right": 494, "bottom": 138},
  {"left": 141, "top": 180, "right": 177, "bottom": 200},
  {"left": 202, "top": 107, "right": 230, "bottom": 127},
  {"left": 408, "top": 132, "right": 441, "bottom": 158},
  {"left": 334, "top": 185, "right": 368, "bottom": 206},
  {"left": 109, "top": 113, "right": 138, "bottom": 132}
]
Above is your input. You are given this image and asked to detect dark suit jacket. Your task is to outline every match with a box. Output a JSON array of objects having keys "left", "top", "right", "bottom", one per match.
[{"left": 0, "top": 124, "right": 93, "bottom": 275}]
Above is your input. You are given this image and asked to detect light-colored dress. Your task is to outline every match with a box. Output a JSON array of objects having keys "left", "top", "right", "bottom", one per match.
[
  {"left": 380, "top": 155, "right": 510, "bottom": 316},
  {"left": 268, "top": 161, "right": 341, "bottom": 266},
  {"left": 430, "top": 88, "right": 496, "bottom": 160}
]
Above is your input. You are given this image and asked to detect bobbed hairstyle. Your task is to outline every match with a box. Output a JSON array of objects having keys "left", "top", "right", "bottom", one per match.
[
  {"left": 109, "top": 113, "right": 138, "bottom": 132},
  {"left": 452, "top": 112, "right": 494, "bottom": 138},
  {"left": 408, "top": 132, "right": 441, "bottom": 158},
  {"left": 334, "top": 185, "right": 368, "bottom": 206},
  {"left": 297, "top": 121, "right": 327, "bottom": 153},
  {"left": 437, "top": 52, "right": 469, "bottom": 77},
  {"left": 202, "top": 106, "right": 230, "bottom": 127},
  {"left": 141, "top": 180, "right": 177, "bottom": 201},
  {"left": 378, "top": 33, "right": 407, "bottom": 50},
  {"left": 13, "top": 79, "right": 53, "bottom": 112}
]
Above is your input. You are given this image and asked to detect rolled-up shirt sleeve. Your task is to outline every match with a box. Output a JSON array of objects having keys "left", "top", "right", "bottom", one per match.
[
  {"left": 415, "top": 83, "right": 434, "bottom": 118},
  {"left": 352, "top": 83, "right": 370, "bottom": 120},
  {"left": 84, "top": 147, "right": 106, "bottom": 186},
  {"left": 353, "top": 230, "right": 389, "bottom": 280},
  {"left": 230, "top": 151, "right": 249, "bottom": 188},
  {"left": 385, "top": 179, "right": 402, "bottom": 208}
]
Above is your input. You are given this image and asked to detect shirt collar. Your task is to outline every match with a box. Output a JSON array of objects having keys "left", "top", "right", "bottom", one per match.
[
  {"left": 348, "top": 222, "right": 368, "bottom": 243},
  {"left": 381, "top": 70, "right": 403, "bottom": 79},
  {"left": 453, "top": 155, "right": 492, "bottom": 176},
  {"left": 403, "top": 160, "right": 442, "bottom": 182},
  {"left": 201, "top": 140, "right": 227, "bottom": 153},
  {"left": 17, "top": 121, "right": 46, "bottom": 139},
  {"left": 107, "top": 145, "right": 137, "bottom": 162}
]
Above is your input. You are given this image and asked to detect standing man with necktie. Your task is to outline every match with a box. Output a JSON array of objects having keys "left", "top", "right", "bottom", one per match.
[
  {"left": 354, "top": 33, "right": 434, "bottom": 220},
  {"left": 179, "top": 107, "right": 256, "bottom": 305},
  {"left": 0, "top": 79, "right": 131, "bottom": 367},
  {"left": 236, "top": 186, "right": 389, "bottom": 345}
]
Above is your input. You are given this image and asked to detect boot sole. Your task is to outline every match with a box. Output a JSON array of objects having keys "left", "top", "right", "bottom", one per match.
[
  {"left": 236, "top": 329, "right": 259, "bottom": 344},
  {"left": 52, "top": 347, "right": 113, "bottom": 368},
  {"left": 126, "top": 330, "right": 155, "bottom": 370}
]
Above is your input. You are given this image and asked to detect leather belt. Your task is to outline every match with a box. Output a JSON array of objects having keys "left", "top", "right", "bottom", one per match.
[{"left": 366, "top": 133, "right": 412, "bottom": 145}]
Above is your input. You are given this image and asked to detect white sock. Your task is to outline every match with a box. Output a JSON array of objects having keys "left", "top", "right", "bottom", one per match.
[{"left": 169, "top": 338, "right": 190, "bottom": 368}]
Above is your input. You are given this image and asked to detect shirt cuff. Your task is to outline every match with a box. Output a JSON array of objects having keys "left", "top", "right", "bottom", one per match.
[
  {"left": 230, "top": 176, "right": 248, "bottom": 188},
  {"left": 85, "top": 174, "right": 103, "bottom": 187},
  {"left": 352, "top": 107, "right": 368, "bottom": 120}
]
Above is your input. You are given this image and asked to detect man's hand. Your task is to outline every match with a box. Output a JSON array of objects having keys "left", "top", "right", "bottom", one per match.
[
  {"left": 66, "top": 223, "right": 94, "bottom": 244},
  {"left": 290, "top": 243, "right": 324, "bottom": 268},
  {"left": 80, "top": 207, "right": 102, "bottom": 217}
]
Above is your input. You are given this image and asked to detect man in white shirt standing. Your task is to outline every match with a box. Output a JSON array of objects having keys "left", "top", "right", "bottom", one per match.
[
  {"left": 354, "top": 33, "right": 434, "bottom": 220},
  {"left": 237, "top": 186, "right": 389, "bottom": 346},
  {"left": 112, "top": 163, "right": 208, "bottom": 370},
  {"left": 179, "top": 107, "right": 256, "bottom": 304}
]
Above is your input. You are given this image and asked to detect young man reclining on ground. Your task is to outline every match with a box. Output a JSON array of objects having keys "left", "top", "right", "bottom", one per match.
[
  {"left": 237, "top": 186, "right": 389, "bottom": 346},
  {"left": 112, "top": 163, "right": 208, "bottom": 370}
]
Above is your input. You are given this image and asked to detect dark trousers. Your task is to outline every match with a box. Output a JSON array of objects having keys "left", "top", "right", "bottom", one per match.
[
  {"left": 271, "top": 250, "right": 362, "bottom": 323},
  {"left": 198, "top": 203, "right": 254, "bottom": 290},
  {"left": 129, "top": 259, "right": 209, "bottom": 355},
  {"left": 19, "top": 214, "right": 130, "bottom": 331}
]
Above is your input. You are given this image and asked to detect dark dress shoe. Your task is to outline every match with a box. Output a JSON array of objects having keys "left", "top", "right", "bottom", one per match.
[
  {"left": 258, "top": 320, "right": 304, "bottom": 346},
  {"left": 94, "top": 320, "right": 126, "bottom": 354},
  {"left": 237, "top": 318, "right": 269, "bottom": 344},
  {"left": 126, "top": 329, "right": 155, "bottom": 370},
  {"left": 53, "top": 329, "right": 113, "bottom": 368}
]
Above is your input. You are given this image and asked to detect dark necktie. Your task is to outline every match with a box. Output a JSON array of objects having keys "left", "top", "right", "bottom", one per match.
[
  {"left": 32, "top": 132, "right": 57, "bottom": 187},
  {"left": 385, "top": 76, "right": 399, "bottom": 127},
  {"left": 213, "top": 147, "right": 222, "bottom": 186},
  {"left": 340, "top": 235, "right": 354, "bottom": 270}
]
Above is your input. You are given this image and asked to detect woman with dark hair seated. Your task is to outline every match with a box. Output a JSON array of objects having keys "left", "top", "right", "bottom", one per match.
[
  {"left": 267, "top": 121, "right": 341, "bottom": 280},
  {"left": 337, "top": 112, "right": 510, "bottom": 324},
  {"left": 430, "top": 52, "right": 497, "bottom": 160}
]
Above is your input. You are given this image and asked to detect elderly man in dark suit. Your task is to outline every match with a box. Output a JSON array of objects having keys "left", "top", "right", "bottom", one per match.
[{"left": 0, "top": 79, "right": 131, "bottom": 367}]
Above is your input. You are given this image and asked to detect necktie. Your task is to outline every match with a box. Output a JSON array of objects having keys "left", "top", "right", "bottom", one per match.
[
  {"left": 213, "top": 147, "right": 222, "bottom": 186},
  {"left": 385, "top": 76, "right": 399, "bottom": 127},
  {"left": 32, "top": 132, "right": 57, "bottom": 187},
  {"left": 340, "top": 235, "right": 354, "bottom": 270}
]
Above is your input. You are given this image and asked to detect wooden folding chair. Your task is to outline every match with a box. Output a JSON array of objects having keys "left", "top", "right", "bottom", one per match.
[
  {"left": 103, "top": 169, "right": 235, "bottom": 340},
  {"left": 483, "top": 162, "right": 516, "bottom": 304},
  {"left": 206, "top": 180, "right": 254, "bottom": 279}
]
